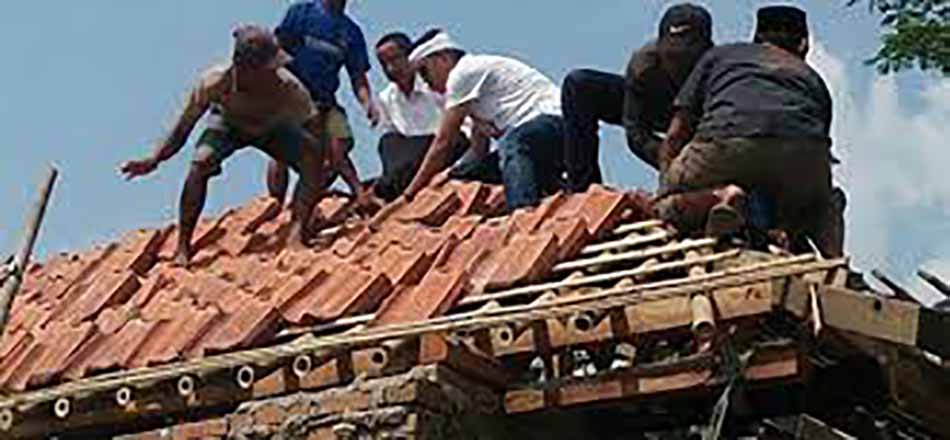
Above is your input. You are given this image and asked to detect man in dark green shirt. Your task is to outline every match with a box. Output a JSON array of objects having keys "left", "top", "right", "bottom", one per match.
[
  {"left": 655, "top": 5, "right": 844, "bottom": 257},
  {"left": 561, "top": 4, "right": 713, "bottom": 192}
]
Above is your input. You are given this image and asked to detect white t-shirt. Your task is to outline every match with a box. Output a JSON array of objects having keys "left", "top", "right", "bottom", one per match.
[
  {"left": 444, "top": 54, "right": 561, "bottom": 132},
  {"left": 377, "top": 77, "right": 445, "bottom": 137}
]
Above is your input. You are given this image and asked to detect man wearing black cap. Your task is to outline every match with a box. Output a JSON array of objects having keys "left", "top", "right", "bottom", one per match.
[
  {"left": 655, "top": 5, "right": 843, "bottom": 257},
  {"left": 561, "top": 3, "right": 713, "bottom": 192},
  {"left": 120, "top": 25, "right": 331, "bottom": 265}
]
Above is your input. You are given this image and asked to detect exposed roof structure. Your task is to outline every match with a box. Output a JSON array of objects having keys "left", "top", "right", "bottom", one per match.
[{"left": 2, "top": 179, "right": 950, "bottom": 439}]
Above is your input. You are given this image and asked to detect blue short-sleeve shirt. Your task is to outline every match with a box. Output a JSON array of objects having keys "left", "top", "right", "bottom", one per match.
[{"left": 277, "top": 1, "right": 371, "bottom": 104}]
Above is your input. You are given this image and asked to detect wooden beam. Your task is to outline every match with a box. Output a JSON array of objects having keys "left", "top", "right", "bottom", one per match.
[
  {"left": 419, "top": 334, "right": 511, "bottom": 389},
  {"left": 504, "top": 343, "right": 802, "bottom": 414}
]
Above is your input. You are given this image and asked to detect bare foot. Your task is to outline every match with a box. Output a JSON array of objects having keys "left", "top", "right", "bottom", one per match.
[
  {"left": 171, "top": 246, "right": 191, "bottom": 268},
  {"left": 287, "top": 221, "right": 310, "bottom": 251},
  {"left": 706, "top": 185, "right": 747, "bottom": 237}
]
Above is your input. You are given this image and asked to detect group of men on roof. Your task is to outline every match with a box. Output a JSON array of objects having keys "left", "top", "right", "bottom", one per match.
[{"left": 120, "top": 0, "right": 845, "bottom": 266}]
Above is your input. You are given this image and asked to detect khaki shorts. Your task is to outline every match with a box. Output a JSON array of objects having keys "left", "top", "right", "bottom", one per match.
[
  {"left": 318, "top": 105, "right": 354, "bottom": 151},
  {"left": 659, "top": 136, "right": 833, "bottom": 237}
]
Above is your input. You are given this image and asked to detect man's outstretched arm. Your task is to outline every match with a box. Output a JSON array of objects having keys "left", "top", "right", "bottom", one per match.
[
  {"left": 404, "top": 104, "right": 469, "bottom": 198},
  {"left": 121, "top": 82, "right": 210, "bottom": 178}
]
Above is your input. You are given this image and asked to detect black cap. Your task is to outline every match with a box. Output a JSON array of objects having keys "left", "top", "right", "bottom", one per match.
[
  {"left": 756, "top": 5, "right": 808, "bottom": 37},
  {"left": 659, "top": 4, "right": 713, "bottom": 41}
]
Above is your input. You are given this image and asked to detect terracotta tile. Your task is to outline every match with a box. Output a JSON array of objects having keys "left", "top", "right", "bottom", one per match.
[
  {"left": 442, "top": 215, "right": 483, "bottom": 241},
  {"left": 484, "top": 232, "right": 560, "bottom": 291},
  {"left": 60, "top": 330, "right": 112, "bottom": 381},
  {"left": 331, "top": 227, "right": 373, "bottom": 259},
  {"left": 287, "top": 264, "right": 392, "bottom": 325},
  {"left": 540, "top": 217, "right": 592, "bottom": 261},
  {"left": 373, "top": 268, "right": 468, "bottom": 326},
  {"left": 141, "top": 297, "right": 194, "bottom": 322},
  {"left": 317, "top": 196, "right": 353, "bottom": 225},
  {"left": 240, "top": 210, "right": 293, "bottom": 256},
  {"left": 374, "top": 246, "right": 435, "bottom": 288},
  {"left": 27, "top": 322, "right": 96, "bottom": 388},
  {"left": 555, "top": 186, "right": 630, "bottom": 238},
  {"left": 64, "top": 271, "right": 141, "bottom": 325},
  {"left": 182, "top": 273, "right": 233, "bottom": 310},
  {"left": 131, "top": 272, "right": 175, "bottom": 309},
  {"left": 193, "top": 298, "right": 280, "bottom": 355},
  {"left": 95, "top": 305, "right": 134, "bottom": 335},
  {"left": 114, "top": 227, "right": 173, "bottom": 276},
  {"left": 274, "top": 268, "right": 331, "bottom": 321},
  {"left": 0, "top": 338, "right": 45, "bottom": 391},
  {"left": 158, "top": 219, "right": 221, "bottom": 260},
  {"left": 0, "top": 330, "right": 28, "bottom": 360},
  {"left": 130, "top": 308, "right": 222, "bottom": 368},
  {"left": 517, "top": 193, "right": 569, "bottom": 233},
  {"left": 77, "top": 319, "right": 161, "bottom": 375},
  {"left": 397, "top": 187, "right": 462, "bottom": 226},
  {"left": 448, "top": 181, "right": 491, "bottom": 216},
  {"left": 482, "top": 185, "right": 508, "bottom": 216}
]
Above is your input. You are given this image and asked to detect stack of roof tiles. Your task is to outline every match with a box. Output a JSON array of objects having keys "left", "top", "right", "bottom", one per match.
[{"left": 0, "top": 181, "right": 650, "bottom": 394}]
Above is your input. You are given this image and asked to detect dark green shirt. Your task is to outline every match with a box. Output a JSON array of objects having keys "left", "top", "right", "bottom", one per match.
[{"left": 675, "top": 42, "right": 833, "bottom": 141}]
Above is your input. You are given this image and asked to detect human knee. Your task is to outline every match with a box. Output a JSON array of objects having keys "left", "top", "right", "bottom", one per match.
[{"left": 188, "top": 158, "right": 218, "bottom": 181}]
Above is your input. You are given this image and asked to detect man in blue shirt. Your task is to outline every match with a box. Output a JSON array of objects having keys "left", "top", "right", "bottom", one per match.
[{"left": 267, "top": 0, "right": 377, "bottom": 208}]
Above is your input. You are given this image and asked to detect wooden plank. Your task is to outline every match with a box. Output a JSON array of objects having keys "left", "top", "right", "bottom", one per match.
[
  {"left": 820, "top": 286, "right": 919, "bottom": 346},
  {"left": 553, "top": 238, "right": 716, "bottom": 273},
  {"left": 503, "top": 344, "right": 801, "bottom": 414},
  {"left": 492, "top": 283, "right": 774, "bottom": 357},
  {"left": 419, "top": 334, "right": 511, "bottom": 389}
]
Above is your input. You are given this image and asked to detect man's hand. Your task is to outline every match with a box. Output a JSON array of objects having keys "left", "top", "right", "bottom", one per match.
[
  {"left": 365, "top": 100, "right": 381, "bottom": 128},
  {"left": 657, "top": 142, "right": 677, "bottom": 174},
  {"left": 120, "top": 156, "right": 159, "bottom": 180},
  {"left": 472, "top": 118, "right": 503, "bottom": 140}
]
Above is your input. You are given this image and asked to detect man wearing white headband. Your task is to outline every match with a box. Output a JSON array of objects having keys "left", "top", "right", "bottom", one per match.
[{"left": 404, "top": 30, "right": 564, "bottom": 210}]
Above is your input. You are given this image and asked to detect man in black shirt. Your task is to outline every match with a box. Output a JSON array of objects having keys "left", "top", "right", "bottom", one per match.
[
  {"left": 561, "top": 4, "right": 713, "bottom": 192},
  {"left": 655, "top": 5, "right": 844, "bottom": 257}
]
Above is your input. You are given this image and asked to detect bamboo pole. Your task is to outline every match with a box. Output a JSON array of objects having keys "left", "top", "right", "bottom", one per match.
[{"left": 0, "top": 165, "right": 58, "bottom": 334}]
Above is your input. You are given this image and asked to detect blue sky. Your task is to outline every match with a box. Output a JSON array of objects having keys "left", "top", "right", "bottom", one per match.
[{"left": 1, "top": 1, "right": 948, "bottom": 301}]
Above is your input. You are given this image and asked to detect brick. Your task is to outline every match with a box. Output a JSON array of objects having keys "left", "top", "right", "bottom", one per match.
[
  {"left": 398, "top": 187, "right": 462, "bottom": 226},
  {"left": 253, "top": 403, "right": 286, "bottom": 426},
  {"left": 485, "top": 233, "right": 560, "bottom": 291},
  {"left": 174, "top": 418, "right": 229, "bottom": 439},
  {"left": 373, "top": 268, "right": 468, "bottom": 326}
]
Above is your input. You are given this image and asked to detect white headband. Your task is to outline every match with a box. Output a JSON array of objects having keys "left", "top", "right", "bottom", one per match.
[{"left": 408, "top": 32, "right": 463, "bottom": 64}]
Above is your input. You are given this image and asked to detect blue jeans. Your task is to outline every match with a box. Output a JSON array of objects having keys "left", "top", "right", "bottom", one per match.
[{"left": 498, "top": 114, "right": 566, "bottom": 210}]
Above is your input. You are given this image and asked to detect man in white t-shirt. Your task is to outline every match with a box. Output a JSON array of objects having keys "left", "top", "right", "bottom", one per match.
[
  {"left": 404, "top": 30, "right": 565, "bottom": 210},
  {"left": 373, "top": 32, "right": 484, "bottom": 200}
]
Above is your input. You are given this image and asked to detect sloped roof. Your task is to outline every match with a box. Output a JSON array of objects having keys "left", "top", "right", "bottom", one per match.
[{"left": 0, "top": 180, "right": 650, "bottom": 394}]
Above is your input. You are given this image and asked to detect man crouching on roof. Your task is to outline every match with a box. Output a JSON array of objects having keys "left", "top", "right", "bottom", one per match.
[
  {"left": 120, "top": 25, "right": 330, "bottom": 265},
  {"left": 403, "top": 30, "right": 566, "bottom": 211}
]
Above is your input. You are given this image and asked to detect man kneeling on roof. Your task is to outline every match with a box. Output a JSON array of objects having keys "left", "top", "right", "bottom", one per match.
[
  {"left": 562, "top": 3, "right": 713, "bottom": 192},
  {"left": 120, "top": 25, "right": 330, "bottom": 265},
  {"left": 403, "top": 30, "right": 565, "bottom": 210},
  {"left": 654, "top": 5, "right": 845, "bottom": 257},
  {"left": 372, "top": 31, "right": 495, "bottom": 201}
]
